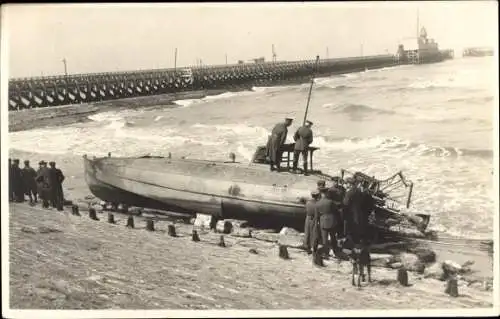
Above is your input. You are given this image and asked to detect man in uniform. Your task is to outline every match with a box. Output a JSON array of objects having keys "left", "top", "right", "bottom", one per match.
[
  {"left": 316, "top": 186, "right": 341, "bottom": 258},
  {"left": 36, "top": 161, "right": 51, "bottom": 209},
  {"left": 11, "top": 159, "right": 24, "bottom": 202},
  {"left": 292, "top": 120, "right": 314, "bottom": 175},
  {"left": 343, "top": 177, "right": 366, "bottom": 245},
  {"left": 267, "top": 118, "right": 293, "bottom": 171},
  {"left": 48, "top": 161, "right": 65, "bottom": 211},
  {"left": 316, "top": 180, "right": 326, "bottom": 197},
  {"left": 328, "top": 176, "right": 346, "bottom": 238},
  {"left": 8, "top": 158, "right": 14, "bottom": 202},
  {"left": 358, "top": 180, "right": 375, "bottom": 244},
  {"left": 22, "top": 160, "right": 38, "bottom": 204},
  {"left": 303, "top": 190, "right": 321, "bottom": 254}
]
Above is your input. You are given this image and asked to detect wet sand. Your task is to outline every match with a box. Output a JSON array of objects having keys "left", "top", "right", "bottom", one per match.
[{"left": 6, "top": 98, "right": 496, "bottom": 310}]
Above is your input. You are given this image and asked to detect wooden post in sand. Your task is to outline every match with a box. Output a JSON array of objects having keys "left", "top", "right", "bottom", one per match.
[
  {"left": 445, "top": 277, "right": 459, "bottom": 297},
  {"left": 146, "top": 219, "right": 155, "bottom": 232},
  {"left": 313, "top": 251, "right": 324, "bottom": 267},
  {"left": 279, "top": 245, "right": 290, "bottom": 260},
  {"left": 397, "top": 268, "right": 409, "bottom": 286},
  {"left": 88, "top": 208, "right": 99, "bottom": 221},
  {"left": 71, "top": 205, "right": 81, "bottom": 216},
  {"left": 107, "top": 213, "right": 115, "bottom": 224},
  {"left": 168, "top": 224, "right": 177, "bottom": 237},
  {"left": 218, "top": 235, "right": 226, "bottom": 247},
  {"left": 126, "top": 216, "right": 134, "bottom": 228},
  {"left": 192, "top": 229, "right": 200, "bottom": 242}
]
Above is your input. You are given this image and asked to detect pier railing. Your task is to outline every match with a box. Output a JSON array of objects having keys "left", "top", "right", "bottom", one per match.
[{"left": 8, "top": 54, "right": 399, "bottom": 111}]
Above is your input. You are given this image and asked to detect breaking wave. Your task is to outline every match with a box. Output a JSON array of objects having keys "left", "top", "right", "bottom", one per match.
[
  {"left": 316, "top": 135, "right": 493, "bottom": 159},
  {"left": 447, "top": 95, "right": 494, "bottom": 105},
  {"left": 324, "top": 103, "right": 395, "bottom": 115},
  {"left": 315, "top": 84, "right": 355, "bottom": 92}
]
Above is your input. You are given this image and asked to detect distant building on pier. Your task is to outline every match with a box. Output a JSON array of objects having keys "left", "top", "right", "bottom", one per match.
[{"left": 395, "top": 26, "right": 454, "bottom": 64}]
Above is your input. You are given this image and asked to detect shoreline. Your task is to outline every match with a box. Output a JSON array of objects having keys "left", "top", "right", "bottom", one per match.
[{"left": 8, "top": 89, "right": 229, "bottom": 132}]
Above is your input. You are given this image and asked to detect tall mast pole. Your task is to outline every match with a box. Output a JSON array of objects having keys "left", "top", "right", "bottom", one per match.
[
  {"left": 416, "top": 8, "right": 420, "bottom": 38},
  {"left": 174, "top": 48, "right": 178, "bottom": 70}
]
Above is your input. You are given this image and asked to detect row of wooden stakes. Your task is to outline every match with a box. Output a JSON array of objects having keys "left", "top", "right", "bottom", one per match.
[
  {"left": 70, "top": 204, "right": 461, "bottom": 296},
  {"left": 71, "top": 204, "right": 294, "bottom": 257}
]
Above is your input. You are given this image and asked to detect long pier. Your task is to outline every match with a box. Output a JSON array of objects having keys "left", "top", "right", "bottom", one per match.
[{"left": 7, "top": 52, "right": 449, "bottom": 111}]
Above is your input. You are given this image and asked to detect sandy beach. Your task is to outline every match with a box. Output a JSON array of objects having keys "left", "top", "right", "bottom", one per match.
[{"left": 7, "top": 100, "right": 496, "bottom": 311}]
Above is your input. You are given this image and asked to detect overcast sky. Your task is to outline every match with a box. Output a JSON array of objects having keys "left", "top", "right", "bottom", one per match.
[{"left": 2, "top": 1, "right": 498, "bottom": 78}]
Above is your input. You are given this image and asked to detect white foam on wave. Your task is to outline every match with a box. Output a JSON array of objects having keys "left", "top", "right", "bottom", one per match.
[
  {"left": 154, "top": 115, "right": 164, "bottom": 121},
  {"left": 172, "top": 99, "right": 202, "bottom": 108}
]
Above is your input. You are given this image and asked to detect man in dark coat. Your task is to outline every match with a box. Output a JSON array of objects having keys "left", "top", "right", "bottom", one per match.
[
  {"left": 358, "top": 180, "right": 375, "bottom": 243},
  {"left": 303, "top": 190, "right": 321, "bottom": 254},
  {"left": 48, "top": 161, "right": 65, "bottom": 211},
  {"left": 317, "top": 187, "right": 341, "bottom": 258},
  {"left": 11, "top": 159, "right": 25, "bottom": 202},
  {"left": 328, "top": 176, "right": 346, "bottom": 238},
  {"left": 36, "top": 161, "right": 51, "bottom": 208},
  {"left": 22, "top": 160, "right": 38, "bottom": 204},
  {"left": 343, "top": 178, "right": 372, "bottom": 245},
  {"left": 292, "top": 120, "right": 314, "bottom": 175},
  {"left": 267, "top": 118, "right": 293, "bottom": 171},
  {"left": 9, "top": 158, "right": 14, "bottom": 202}
]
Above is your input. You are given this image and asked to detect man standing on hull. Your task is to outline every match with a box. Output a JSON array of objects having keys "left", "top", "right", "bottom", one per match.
[
  {"left": 267, "top": 117, "right": 293, "bottom": 172},
  {"left": 292, "top": 120, "right": 314, "bottom": 176}
]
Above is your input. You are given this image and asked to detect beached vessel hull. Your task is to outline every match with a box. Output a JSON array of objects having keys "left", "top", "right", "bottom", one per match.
[
  {"left": 83, "top": 154, "right": 429, "bottom": 231},
  {"left": 83, "top": 155, "right": 324, "bottom": 223}
]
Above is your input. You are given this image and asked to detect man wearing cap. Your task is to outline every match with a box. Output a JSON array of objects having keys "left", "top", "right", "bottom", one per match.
[
  {"left": 358, "top": 180, "right": 375, "bottom": 243},
  {"left": 267, "top": 118, "right": 293, "bottom": 171},
  {"left": 11, "top": 159, "right": 25, "bottom": 202},
  {"left": 343, "top": 177, "right": 366, "bottom": 244},
  {"left": 292, "top": 120, "right": 314, "bottom": 176},
  {"left": 316, "top": 180, "right": 326, "bottom": 198},
  {"left": 316, "top": 187, "right": 341, "bottom": 258},
  {"left": 22, "top": 160, "right": 38, "bottom": 204},
  {"left": 303, "top": 189, "right": 321, "bottom": 254},
  {"left": 48, "top": 161, "right": 65, "bottom": 211},
  {"left": 329, "top": 176, "right": 346, "bottom": 237},
  {"left": 36, "top": 161, "right": 51, "bottom": 208},
  {"left": 9, "top": 158, "right": 14, "bottom": 202}
]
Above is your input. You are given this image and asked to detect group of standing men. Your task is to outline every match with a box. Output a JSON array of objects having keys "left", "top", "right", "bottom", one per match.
[
  {"left": 9, "top": 158, "right": 65, "bottom": 210},
  {"left": 303, "top": 176, "right": 375, "bottom": 259},
  {"left": 267, "top": 117, "right": 314, "bottom": 175}
]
